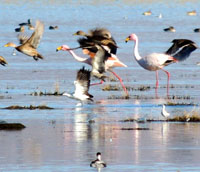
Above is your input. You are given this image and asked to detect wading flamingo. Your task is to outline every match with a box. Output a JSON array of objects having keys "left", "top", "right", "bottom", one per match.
[{"left": 125, "top": 33, "right": 197, "bottom": 95}]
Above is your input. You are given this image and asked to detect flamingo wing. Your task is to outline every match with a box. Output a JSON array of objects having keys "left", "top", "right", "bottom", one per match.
[{"left": 166, "top": 39, "right": 197, "bottom": 56}]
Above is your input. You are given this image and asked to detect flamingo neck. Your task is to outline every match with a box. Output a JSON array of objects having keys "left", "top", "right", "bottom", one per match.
[
  {"left": 133, "top": 37, "right": 142, "bottom": 61},
  {"left": 66, "top": 49, "right": 91, "bottom": 64}
]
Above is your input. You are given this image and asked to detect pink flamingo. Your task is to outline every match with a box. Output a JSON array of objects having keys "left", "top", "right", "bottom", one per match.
[
  {"left": 56, "top": 45, "right": 129, "bottom": 96},
  {"left": 125, "top": 33, "right": 197, "bottom": 95}
]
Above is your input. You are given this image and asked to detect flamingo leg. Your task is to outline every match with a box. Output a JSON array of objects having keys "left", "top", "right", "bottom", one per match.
[
  {"left": 155, "top": 71, "right": 159, "bottom": 89},
  {"left": 161, "top": 68, "right": 170, "bottom": 96},
  {"left": 155, "top": 71, "right": 159, "bottom": 98},
  {"left": 90, "top": 80, "right": 104, "bottom": 86},
  {"left": 109, "top": 70, "right": 129, "bottom": 96}
]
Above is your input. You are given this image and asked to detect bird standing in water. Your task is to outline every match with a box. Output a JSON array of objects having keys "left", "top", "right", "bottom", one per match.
[
  {"left": 125, "top": 33, "right": 197, "bottom": 96},
  {"left": 4, "top": 20, "right": 44, "bottom": 61},
  {"left": 90, "top": 152, "right": 107, "bottom": 168}
]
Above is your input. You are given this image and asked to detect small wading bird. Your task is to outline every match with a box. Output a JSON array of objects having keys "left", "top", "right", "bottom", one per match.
[
  {"left": 90, "top": 152, "right": 107, "bottom": 168},
  {"left": 161, "top": 105, "right": 170, "bottom": 118},
  {"left": 63, "top": 66, "right": 93, "bottom": 102},
  {"left": 125, "top": 33, "right": 197, "bottom": 95},
  {"left": 4, "top": 20, "right": 44, "bottom": 61},
  {"left": 0, "top": 56, "right": 8, "bottom": 66},
  {"left": 57, "top": 28, "right": 128, "bottom": 96}
]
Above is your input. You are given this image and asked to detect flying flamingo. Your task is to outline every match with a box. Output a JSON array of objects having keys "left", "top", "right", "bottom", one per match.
[
  {"left": 56, "top": 44, "right": 129, "bottom": 96},
  {"left": 125, "top": 33, "right": 197, "bottom": 95}
]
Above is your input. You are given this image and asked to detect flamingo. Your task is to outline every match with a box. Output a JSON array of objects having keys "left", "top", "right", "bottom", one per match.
[
  {"left": 125, "top": 33, "right": 197, "bottom": 94},
  {"left": 63, "top": 66, "right": 93, "bottom": 102},
  {"left": 90, "top": 152, "right": 107, "bottom": 168},
  {"left": 56, "top": 44, "right": 128, "bottom": 95}
]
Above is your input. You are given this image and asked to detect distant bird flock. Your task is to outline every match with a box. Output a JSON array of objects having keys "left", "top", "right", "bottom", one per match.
[{"left": 1, "top": 13, "right": 199, "bottom": 103}]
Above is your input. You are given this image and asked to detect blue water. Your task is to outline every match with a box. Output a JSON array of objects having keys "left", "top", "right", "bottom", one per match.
[{"left": 0, "top": 0, "right": 200, "bottom": 171}]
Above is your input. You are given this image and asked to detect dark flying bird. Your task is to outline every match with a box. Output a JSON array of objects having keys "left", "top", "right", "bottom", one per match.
[{"left": 73, "top": 28, "right": 118, "bottom": 54}]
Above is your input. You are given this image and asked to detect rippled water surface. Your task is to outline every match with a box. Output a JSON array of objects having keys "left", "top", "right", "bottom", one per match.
[{"left": 0, "top": 0, "right": 200, "bottom": 171}]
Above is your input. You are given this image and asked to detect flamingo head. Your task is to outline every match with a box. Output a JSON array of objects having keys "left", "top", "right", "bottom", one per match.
[
  {"left": 125, "top": 33, "right": 138, "bottom": 42},
  {"left": 56, "top": 45, "right": 70, "bottom": 51}
]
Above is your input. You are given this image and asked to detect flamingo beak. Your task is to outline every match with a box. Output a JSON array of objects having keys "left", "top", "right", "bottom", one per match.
[
  {"left": 125, "top": 37, "right": 130, "bottom": 43},
  {"left": 56, "top": 46, "right": 62, "bottom": 52}
]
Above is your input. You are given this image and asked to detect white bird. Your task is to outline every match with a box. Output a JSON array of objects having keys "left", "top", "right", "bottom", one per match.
[
  {"left": 125, "top": 33, "right": 197, "bottom": 94},
  {"left": 161, "top": 105, "right": 170, "bottom": 118},
  {"left": 63, "top": 67, "right": 93, "bottom": 102},
  {"left": 90, "top": 152, "right": 107, "bottom": 168}
]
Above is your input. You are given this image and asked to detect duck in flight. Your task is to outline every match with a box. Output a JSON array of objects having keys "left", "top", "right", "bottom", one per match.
[{"left": 4, "top": 20, "right": 44, "bottom": 61}]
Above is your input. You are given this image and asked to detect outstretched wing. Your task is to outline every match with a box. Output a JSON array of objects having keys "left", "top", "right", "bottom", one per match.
[
  {"left": 74, "top": 67, "right": 93, "bottom": 100},
  {"left": 17, "top": 34, "right": 29, "bottom": 44},
  {"left": 26, "top": 20, "right": 44, "bottom": 49},
  {"left": 173, "top": 44, "right": 197, "bottom": 61},
  {"left": 91, "top": 44, "right": 110, "bottom": 80}
]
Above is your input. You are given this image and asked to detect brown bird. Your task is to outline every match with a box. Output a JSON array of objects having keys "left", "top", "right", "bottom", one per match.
[
  {"left": 4, "top": 20, "right": 44, "bottom": 61},
  {"left": 0, "top": 56, "right": 8, "bottom": 66},
  {"left": 73, "top": 28, "right": 118, "bottom": 54}
]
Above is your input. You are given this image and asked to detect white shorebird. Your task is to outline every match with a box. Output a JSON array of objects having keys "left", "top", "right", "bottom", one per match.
[
  {"left": 161, "top": 105, "right": 170, "bottom": 118},
  {"left": 63, "top": 67, "right": 93, "bottom": 102},
  {"left": 125, "top": 33, "right": 197, "bottom": 95},
  {"left": 90, "top": 152, "right": 107, "bottom": 168}
]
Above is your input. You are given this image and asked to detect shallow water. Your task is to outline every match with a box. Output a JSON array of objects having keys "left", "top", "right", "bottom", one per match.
[{"left": 0, "top": 0, "right": 200, "bottom": 171}]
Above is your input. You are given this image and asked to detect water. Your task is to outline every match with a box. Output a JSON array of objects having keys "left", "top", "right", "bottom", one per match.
[{"left": 0, "top": 0, "right": 200, "bottom": 171}]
